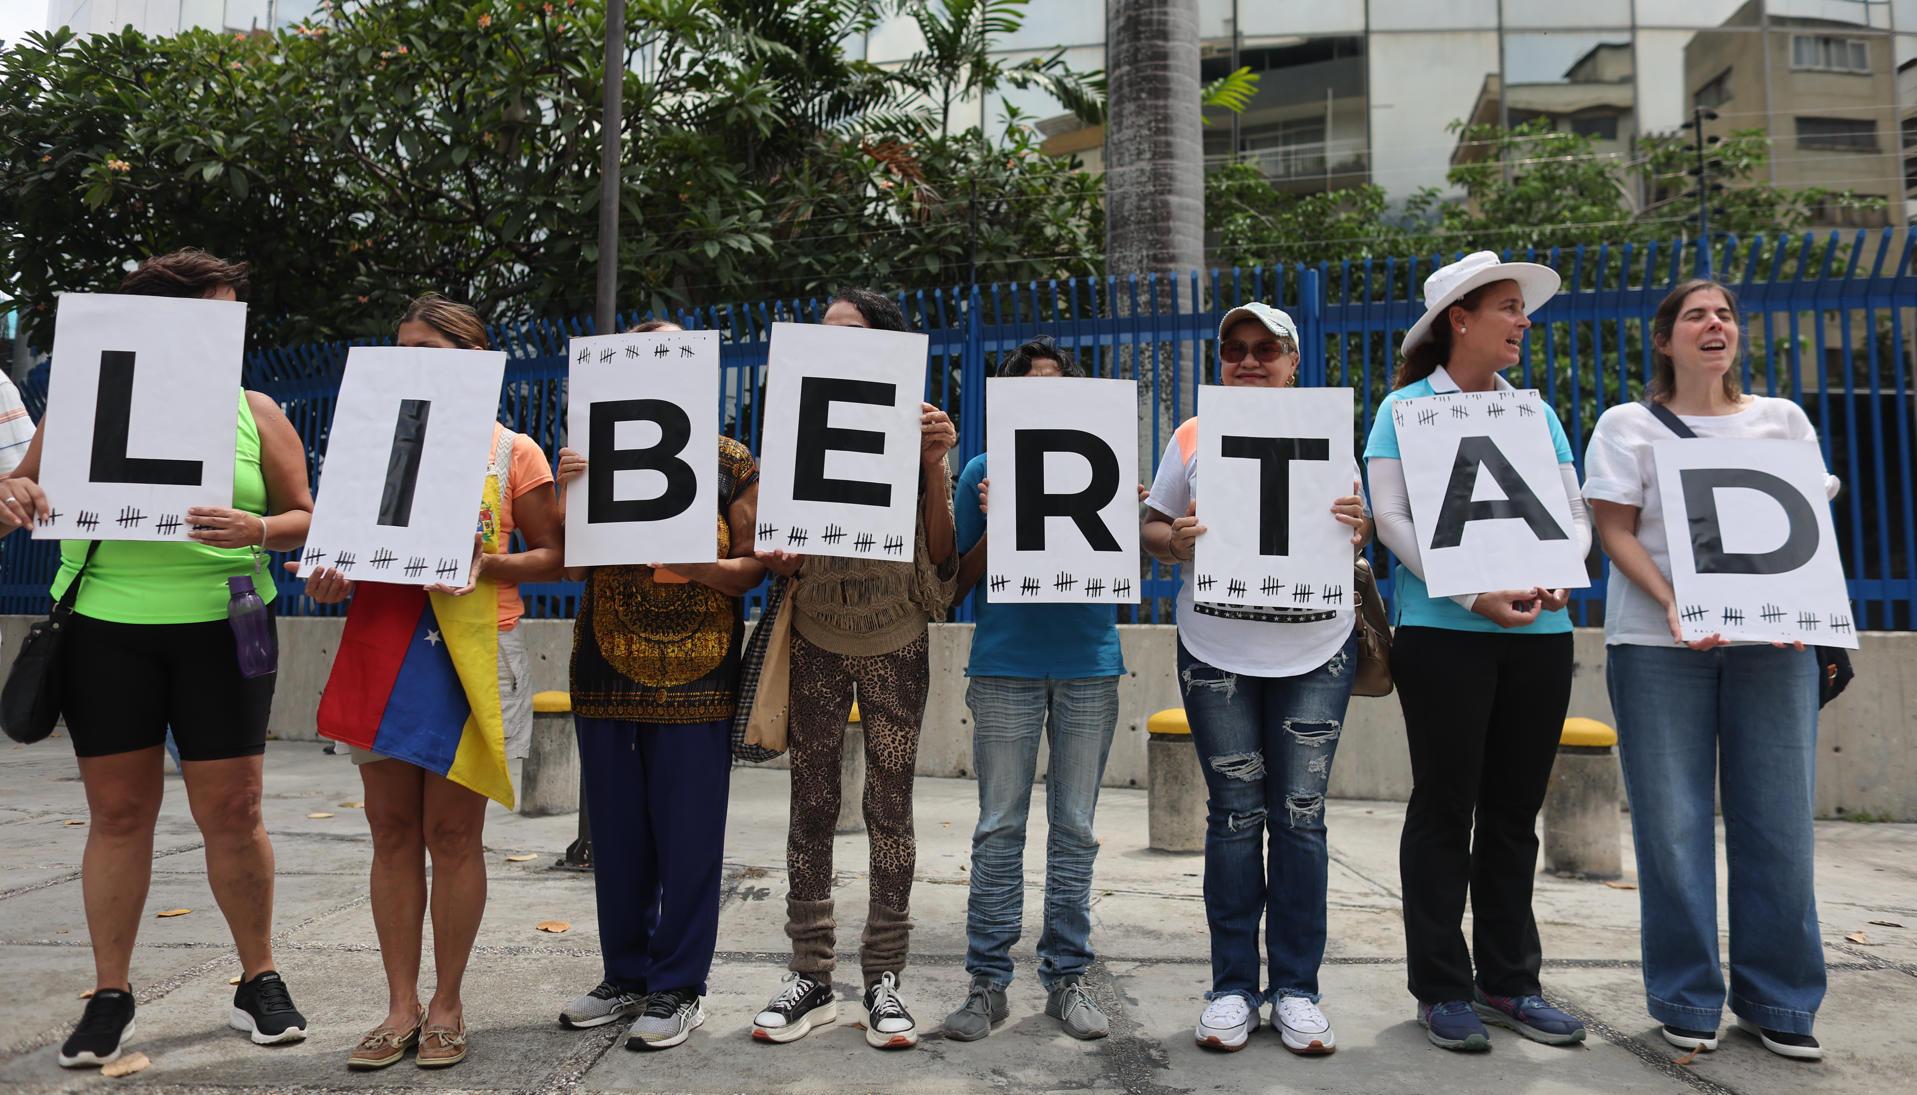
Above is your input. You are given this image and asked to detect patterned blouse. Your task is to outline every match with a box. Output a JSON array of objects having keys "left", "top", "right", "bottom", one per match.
[{"left": 569, "top": 437, "right": 758, "bottom": 724}]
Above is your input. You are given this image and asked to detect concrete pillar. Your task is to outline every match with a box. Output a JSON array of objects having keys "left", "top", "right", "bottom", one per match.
[
  {"left": 1146, "top": 709, "right": 1205, "bottom": 853},
  {"left": 519, "top": 691, "right": 579, "bottom": 817},
  {"left": 837, "top": 704, "right": 866, "bottom": 835},
  {"left": 1543, "top": 717, "right": 1623, "bottom": 879}
]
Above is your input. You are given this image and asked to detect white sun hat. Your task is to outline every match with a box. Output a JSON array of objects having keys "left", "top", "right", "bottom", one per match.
[
  {"left": 1216, "top": 301, "right": 1298, "bottom": 344},
  {"left": 1402, "top": 250, "right": 1560, "bottom": 352}
]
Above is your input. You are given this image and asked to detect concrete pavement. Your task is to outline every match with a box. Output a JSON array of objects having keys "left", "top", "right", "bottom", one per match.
[{"left": 1, "top": 737, "right": 1913, "bottom": 1094}]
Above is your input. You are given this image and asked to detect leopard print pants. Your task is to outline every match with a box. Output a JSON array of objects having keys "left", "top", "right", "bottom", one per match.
[{"left": 784, "top": 630, "right": 928, "bottom": 983}]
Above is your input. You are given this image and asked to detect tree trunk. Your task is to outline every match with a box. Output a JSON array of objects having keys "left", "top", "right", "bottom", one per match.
[{"left": 1104, "top": 0, "right": 1204, "bottom": 480}]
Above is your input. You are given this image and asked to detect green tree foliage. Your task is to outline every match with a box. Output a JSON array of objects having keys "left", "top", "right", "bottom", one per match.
[{"left": 1, "top": 0, "right": 1104, "bottom": 348}]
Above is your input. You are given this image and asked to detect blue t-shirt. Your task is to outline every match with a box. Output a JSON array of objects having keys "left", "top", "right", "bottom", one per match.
[
  {"left": 1364, "top": 375, "right": 1575, "bottom": 635},
  {"left": 956, "top": 454, "right": 1126, "bottom": 679}
]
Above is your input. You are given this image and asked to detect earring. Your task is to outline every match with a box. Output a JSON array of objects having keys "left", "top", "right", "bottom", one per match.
[
  {"left": 1458, "top": 327, "right": 1466, "bottom": 335},
  {"left": 1287, "top": 372, "right": 1298, "bottom": 387}
]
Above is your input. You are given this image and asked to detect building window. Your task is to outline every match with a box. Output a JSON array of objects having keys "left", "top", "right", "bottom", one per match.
[
  {"left": 1795, "top": 116, "right": 1879, "bottom": 152},
  {"left": 1569, "top": 114, "right": 1619, "bottom": 141},
  {"left": 1791, "top": 35, "right": 1870, "bottom": 74},
  {"left": 1694, "top": 68, "right": 1732, "bottom": 110}
]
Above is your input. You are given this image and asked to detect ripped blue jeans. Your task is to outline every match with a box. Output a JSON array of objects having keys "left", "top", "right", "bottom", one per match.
[{"left": 1177, "top": 634, "right": 1356, "bottom": 1005}]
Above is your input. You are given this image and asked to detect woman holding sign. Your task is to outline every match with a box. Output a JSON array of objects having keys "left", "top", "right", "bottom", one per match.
[
  {"left": 1142, "top": 302, "right": 1371, "bottom": 1055},
  {"left": 550, "top": 319, "right": 765, "bottom": 1049},
  {"left": 299, "top": 294, "right": 561, "bottom": 1071},
  {"left": 1364, "top": 251, "right": 1589, "bottom": 1052},
  {"left": 750, "top": 288, "right": 959, "bottom": 1050},
  {"left": 1584, "top": 279, "right": 1834, "bottom": 1061},
  {"left": 0, "top": 250, "right": 317, "bottom": 1066}
]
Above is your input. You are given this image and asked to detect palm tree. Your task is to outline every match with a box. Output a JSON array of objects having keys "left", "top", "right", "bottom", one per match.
[{"left": 1104, "top": 0, "right": 1203, "bottom": 474}]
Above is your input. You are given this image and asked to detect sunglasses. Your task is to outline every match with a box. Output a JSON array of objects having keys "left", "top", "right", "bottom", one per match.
[{"left": 1220, "top": 339, "right": 1294, "bottom": 364}]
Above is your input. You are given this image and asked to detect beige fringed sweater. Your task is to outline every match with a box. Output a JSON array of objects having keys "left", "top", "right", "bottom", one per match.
[{"left": 789, "top": 478, "right": 959, "bottom": 657}]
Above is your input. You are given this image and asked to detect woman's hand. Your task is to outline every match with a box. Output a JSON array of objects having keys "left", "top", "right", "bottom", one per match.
[
  {"left": 425, "top": 535, "right": 483, "bottom": 596},
  {"left": 187, "top": 506, "right": 266, "bottom": 549},
  {"left": 0, "top": 476, "right": 49, "bottom": 532},
  {"left": 1470, "top": 590, "right": 1545, "bottom": 629},
  {"left": 755, "top": 548, "right": 803, "bottom": 578},
  {"left": 1331, "top": 479, "right": 1370, "bottom": 547},
  {"left": 555, "top": 446, "right": 587, "bottom": 485},
  {"left": 1662, "top": 600, "right": 1730, "bottom": 650},
  {"left": 1168, "top": 502, "right": 1205, "bottom": 562},
  {"left": 1535, "top": 587, "right": 1571, "bottom": 612},
  {"left": 977, "top": 476, "right": 989, "bottom": 515},
  {"left": 286, "top": 560, "right": 355, "bottom": 604},
  {"left": 920, "top": 403, "right": 956, "bottom": 467}
]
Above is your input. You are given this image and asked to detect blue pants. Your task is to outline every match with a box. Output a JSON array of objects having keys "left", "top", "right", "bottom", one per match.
[
  {"left": 1177, "top": 634, "right": 1356, "bottom": 1005},
  {"left": 1607, "top": 644, "right": 1825, "bottom": 1035},
  {"left": 574, "top": 717, "right": 732, "bottom": 997},
  {"left": 962, "top": 675, "right": 1118, "bottom": 990}
]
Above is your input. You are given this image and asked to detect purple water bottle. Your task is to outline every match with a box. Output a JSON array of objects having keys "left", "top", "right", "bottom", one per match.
[{"left": 228, "top": 575, "right": 278, "bottom": 678}]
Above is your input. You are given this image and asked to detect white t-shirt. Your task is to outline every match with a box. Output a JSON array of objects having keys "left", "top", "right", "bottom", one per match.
[
  {"left": 1146, "top": 418, "right": 1357, "bottom": 678},
  {"left": 1581, "top": 397, "right": 1840, "bottom": 647}
]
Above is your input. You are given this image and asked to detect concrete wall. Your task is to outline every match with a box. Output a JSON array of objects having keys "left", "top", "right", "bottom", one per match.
[{"left": 7, "top": 616, "right": 1912, "bottom": 819}]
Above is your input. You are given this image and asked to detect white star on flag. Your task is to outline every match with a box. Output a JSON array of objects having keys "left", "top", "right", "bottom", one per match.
[{"left": 425, "top": 630, "right": 442, "bottom": 647}]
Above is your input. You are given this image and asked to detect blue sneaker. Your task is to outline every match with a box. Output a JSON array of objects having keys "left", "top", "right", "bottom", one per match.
[
  {"left": 1473, "top": 990, "right": 1586, "bottom": 1046},
  {"left": 1418, "top": 1000, "right": 1490, "bottom": 1051}
]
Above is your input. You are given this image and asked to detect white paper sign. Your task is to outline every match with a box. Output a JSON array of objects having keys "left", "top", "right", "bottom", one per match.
[
  {"left": 984, "top": 376, "right": 1140, "bottom": 603},
  {"left": 1194, "top": 386, "right": 1356, "bottom": 609},
  {"left": 33, "top": 293, "right": 244, "bottom": 542},
  {"left": 755, "top": 322, "right": 926, "bottom": 561},
  {"left": 1654, "top": 438, "right": 1856, "bottom": 648},
  {"left": 1395, "top": 389, "right": 1590, "bottom": 597},
  {"left": 299, "top": 346, "right": 506, "bottom": 585},
  {"left": 563, "top": 331, "right": 720, "bottom": 567}
]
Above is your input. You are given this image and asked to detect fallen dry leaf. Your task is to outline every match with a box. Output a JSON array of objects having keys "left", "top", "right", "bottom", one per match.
[
  {"left": 227, "top": 976, "right": 241, "bottom": 985},
  {"left": 1868, "top": 920, "right": 1904, "bottom": 928},
  {"left": 155, "top": 908, "right": 191, "bottom": 918},
  {"left": 1844, "top": 930, "right": 1873, "bottom": 945},
  {"left": 101, "top": 1051, "right": 149, "bottom": 1077},
  {"left": 1603, "top": 880, "right": 1637, "bottom": 890},
  {"left": 306, "top": 812, "right": 335, "bottom": 819},
  {"left": 338, "top": 801, "right": 364, "bottom": 809},
  {"left": 64, "top": 819, "right": 86, "bottom": 827},
  {"left": 78, "top": 989, "right": 93, "bottom": 999},
  {"left": 1672, "top": 1046, "right": 1701, "bottom": 1067},
  {"left": 536, "top": 920, "right": 571, "bottom": 934},
  {"left": 505, "top": 853, "right": 537, "bottom": 862}
]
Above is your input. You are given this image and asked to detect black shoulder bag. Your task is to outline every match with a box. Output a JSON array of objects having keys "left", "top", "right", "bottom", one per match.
[
  {"left": 1639, "top": 400, "right": 1854, "bottom": 708},
  {"left": 2, "top": 543, "right": 99, "bottom": 743}
]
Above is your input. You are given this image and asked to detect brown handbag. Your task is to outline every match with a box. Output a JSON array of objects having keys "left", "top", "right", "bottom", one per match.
[{"left": 1351, "top": 556, "right": 1394, "bottom": 698}]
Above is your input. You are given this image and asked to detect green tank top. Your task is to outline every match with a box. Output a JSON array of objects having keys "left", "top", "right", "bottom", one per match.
[{"left": 50, "top": 392, "right": 277, "bottom": 624}]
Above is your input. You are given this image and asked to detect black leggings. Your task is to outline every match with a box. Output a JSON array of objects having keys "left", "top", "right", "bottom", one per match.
[
  {"left": 61, "top": 611, "right": 278, "bottom": 761},
  {"left": 1392, "top": 626, "right": 1574, "bottom": 1004}
]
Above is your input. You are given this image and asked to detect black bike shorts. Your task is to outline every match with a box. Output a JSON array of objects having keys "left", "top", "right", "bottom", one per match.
[{"left": 60, "top": 611, "right": 277, "bottom": 761}]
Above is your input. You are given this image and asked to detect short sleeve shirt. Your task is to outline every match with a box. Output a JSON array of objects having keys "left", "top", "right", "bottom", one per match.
[
  {"left": 489, "top": 425, "right": 557, "bottom": 631},
  {"left": 1363, "top": 366, "right": 1575, "bottom": 635}
]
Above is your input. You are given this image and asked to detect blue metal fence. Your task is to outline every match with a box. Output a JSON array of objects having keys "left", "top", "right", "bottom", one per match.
[{"left": 6, "top": 231, "right": 1914, "bottom": 630}]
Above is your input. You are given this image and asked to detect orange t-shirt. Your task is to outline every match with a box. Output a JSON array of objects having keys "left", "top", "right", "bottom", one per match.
[{"left": 488, "top": 424, "right": 556, "bottom": 631}]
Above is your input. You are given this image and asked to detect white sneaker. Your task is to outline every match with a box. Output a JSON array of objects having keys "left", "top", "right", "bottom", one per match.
[
  {"left": 1195, "top": 995, "right": 1258, "bottom": 1051},
  {"left": 1275, "top": 996, "right": 1336, "bottom": 1055}
]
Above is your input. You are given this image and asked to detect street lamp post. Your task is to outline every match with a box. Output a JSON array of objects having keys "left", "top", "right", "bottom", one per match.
[{"left": 595, "top": 1, "right": 625, "bottom": 333}]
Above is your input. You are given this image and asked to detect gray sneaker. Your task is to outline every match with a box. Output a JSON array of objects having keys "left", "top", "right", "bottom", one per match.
[
  {"left": 942, "top": 976, "right": 1008, "bottom": 1042},
  {"left": 560, "top": 980, "right": 645, "bottom": 1029},
  {"left": 626, "top": 989, "right": 704, "bottom": 1050},
  {"left": 1045, "top": 977, "right": 1110, "bottom": 1040}
]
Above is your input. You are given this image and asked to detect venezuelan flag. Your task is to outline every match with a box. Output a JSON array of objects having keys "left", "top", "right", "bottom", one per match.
[{"left": 317, "top": 580, "right": 514, "bottom": 808}]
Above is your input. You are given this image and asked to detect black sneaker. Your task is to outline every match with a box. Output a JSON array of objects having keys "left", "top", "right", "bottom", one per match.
[
  {"left": 751, "top": 972, "right": 837, "bottom": 1044},
  {"left": 1735, "top": 1016, "right": 1822, "bottom": 1061},
  {"left": 59, "top": 989, "right": 136, "bottom": 1068},
  {"left": 861, "top": 972, "right": 918, "bottom": 1050},
  {"left": 230, "top": 971, "right": 308, "bottom": 1045}
]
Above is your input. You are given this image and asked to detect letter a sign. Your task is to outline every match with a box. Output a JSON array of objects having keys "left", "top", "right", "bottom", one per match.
[
  {"left": 563, "top": 330, "right": 720, "bottom": 567},
  {"left": 300, "top": 347, "right": 506, "bottom": 586},
  {"left": 755, "top": 322, "right": 925, "bottom": 561},
  {"left": 1655, "top": 438, "right": 1856, "bottom": 648},
  {"left": 985, "top": 376, "right": 1139, "bottom": 602},
  {"left": 34, "top": 294, "right": 245, "bottom": 542}
]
